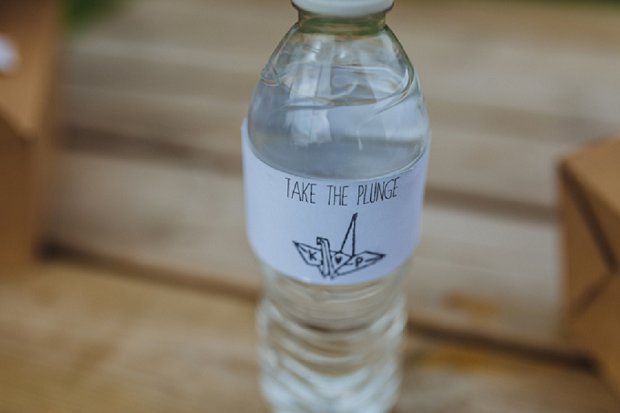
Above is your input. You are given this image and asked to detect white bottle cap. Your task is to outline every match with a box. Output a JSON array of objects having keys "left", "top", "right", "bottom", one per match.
[{"left": 292, "top": 0, "right": 394, "bottom": 17}]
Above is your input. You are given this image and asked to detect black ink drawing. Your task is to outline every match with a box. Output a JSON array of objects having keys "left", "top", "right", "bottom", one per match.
[{"left": 293, "top": 213, "right": 385, "bottom": 279}]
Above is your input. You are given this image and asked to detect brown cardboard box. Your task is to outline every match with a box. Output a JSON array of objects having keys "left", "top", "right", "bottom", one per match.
[
  {"left": 0, "top": 0, "right": 59, "bottom": 266},
  {"left": 560, "top": 137, "right": 620, "bottom": 395}
]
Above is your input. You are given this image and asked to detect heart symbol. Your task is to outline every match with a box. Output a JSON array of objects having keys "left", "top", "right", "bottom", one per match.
[{"left": 335, "top": 255, "right": 342, "bottom": 264}]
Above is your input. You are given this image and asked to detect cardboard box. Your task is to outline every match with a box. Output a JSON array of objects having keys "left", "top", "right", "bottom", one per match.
[
  {"left": 560, "top": 137, "right": 620, "bottom": 394},
  {"left": 0, "top": 0, "right": 59, "bottom": 265}
]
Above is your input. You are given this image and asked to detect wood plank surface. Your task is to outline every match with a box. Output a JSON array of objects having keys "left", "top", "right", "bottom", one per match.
[
  {"left": 61, "top": 0, "right": 620, "bottom": 209},
  {"left": 1, "top": 261, "right": 618, "bottom": 413},
  {"left": 49, "top": 150, "right": 564, "bottom": 354},
  {"left": 50, "top": 0, "right": 620, "bottom": 356}
]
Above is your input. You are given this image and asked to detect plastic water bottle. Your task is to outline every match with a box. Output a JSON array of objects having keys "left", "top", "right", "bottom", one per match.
[{"left": 242, "top": 0, "right": 430, "bottom": 411}]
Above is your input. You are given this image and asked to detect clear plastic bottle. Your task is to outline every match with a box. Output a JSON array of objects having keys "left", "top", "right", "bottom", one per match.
[{"left": 243, "top": 1, "right": 430, "bottom": 412}]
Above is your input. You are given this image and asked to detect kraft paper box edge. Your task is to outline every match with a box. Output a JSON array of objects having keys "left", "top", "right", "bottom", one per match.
[
  {"left": 0, "top": 0, "right": 60, "bottom": 265},
  {"left": 559, "top": 137, "right": 620, "bottom": 395}
]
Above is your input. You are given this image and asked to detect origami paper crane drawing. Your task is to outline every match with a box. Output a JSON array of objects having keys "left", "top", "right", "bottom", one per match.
[{"left": 293, "top": 213, "right": 385, "bottom": 279}]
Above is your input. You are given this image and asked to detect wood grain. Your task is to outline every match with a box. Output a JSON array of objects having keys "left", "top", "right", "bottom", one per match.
[
  {"left": 0, "top": 262, "right": 265, "bottom": 413},
  {"left": 61, "top": 83, "right": 577, "bottom": 209},
  {"left": 49, "top": 150, "right": 568, "bottom": 355},
  {"left": 50, "top": 0, "right": 620, "bottom": 356},
  {"left": 60, "top": 0, "right": 620, "bottom": 210},
  {"left": 0, "top": 261, "right": 618, "bottom": 413}
]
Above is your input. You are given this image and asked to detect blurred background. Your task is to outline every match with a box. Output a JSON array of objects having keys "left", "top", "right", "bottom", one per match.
[{"left": 1, "top": 0, "right": 620, "bottom": 411}]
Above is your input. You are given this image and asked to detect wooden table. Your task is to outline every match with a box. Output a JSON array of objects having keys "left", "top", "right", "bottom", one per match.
[
  {"left": 4, "top": 0, "right": 620, "bottom": 410},
  {"left": 1, "top": 260, "right": 619, "bottom": 412},
  {"left": 53, "top": 0, "right": 620, "bottom": 354}
]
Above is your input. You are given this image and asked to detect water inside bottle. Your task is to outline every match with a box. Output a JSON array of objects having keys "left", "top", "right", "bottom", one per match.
[{"left": 246, "top": 16, "right": 430, "bottom": 413}]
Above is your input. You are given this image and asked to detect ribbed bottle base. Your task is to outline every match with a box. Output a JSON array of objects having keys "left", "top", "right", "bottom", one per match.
[{"left": 256, "top": 270, "right": 407, "bottom": 413}]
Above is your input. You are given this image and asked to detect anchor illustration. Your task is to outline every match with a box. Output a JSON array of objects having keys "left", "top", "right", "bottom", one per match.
[{"left": 293, "top": 213, "right": 385, "bottom": 279}]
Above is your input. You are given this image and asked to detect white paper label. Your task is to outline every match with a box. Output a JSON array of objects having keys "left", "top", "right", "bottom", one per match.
[{"left": 243, "top": 123, "right": 429, "bottom": 285}]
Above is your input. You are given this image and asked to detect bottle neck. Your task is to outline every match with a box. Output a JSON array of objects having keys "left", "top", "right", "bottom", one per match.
[{"left": 296, "top": 9, "right": 387, "bottom": 35}]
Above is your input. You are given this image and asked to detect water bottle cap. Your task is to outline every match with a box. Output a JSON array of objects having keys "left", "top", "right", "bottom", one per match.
[{"left": 292, "top": 0, "right": 394, "bottom": 17}]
